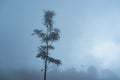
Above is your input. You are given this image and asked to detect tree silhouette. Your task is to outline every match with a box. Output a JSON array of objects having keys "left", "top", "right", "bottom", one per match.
[{"left": 32, "top": 10, "right": 61, "bottom": 80}]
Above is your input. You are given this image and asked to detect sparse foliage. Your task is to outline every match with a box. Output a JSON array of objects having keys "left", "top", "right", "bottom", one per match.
[{"left": 33, "top": 10, "right": 61, "bottom": 80}]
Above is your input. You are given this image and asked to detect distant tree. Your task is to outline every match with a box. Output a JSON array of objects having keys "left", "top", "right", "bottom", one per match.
[{"left": 32, "top": 10, "right": 61, "bottom": 80}]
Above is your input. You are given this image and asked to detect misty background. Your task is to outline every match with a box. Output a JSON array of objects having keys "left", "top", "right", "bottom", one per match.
[{"left": 1, "top": 0, "right": 120, "bottom": 80}]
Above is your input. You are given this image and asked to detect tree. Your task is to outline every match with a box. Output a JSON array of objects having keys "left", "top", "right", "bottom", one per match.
[{"left": 32, "top": 10, "right": 61, "bottom": 80}]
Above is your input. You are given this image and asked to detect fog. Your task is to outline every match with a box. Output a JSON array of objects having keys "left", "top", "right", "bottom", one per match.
[
  {"left": 1, "top": 0, "right": 120, "bottom": 80},
  {"left": 0, "top": 66, "right": 119, "bottom": 80}
]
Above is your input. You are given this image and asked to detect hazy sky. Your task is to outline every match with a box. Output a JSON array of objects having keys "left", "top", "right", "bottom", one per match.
[{"left": 1, "top": 0, "right": 120, "bottom": 76}]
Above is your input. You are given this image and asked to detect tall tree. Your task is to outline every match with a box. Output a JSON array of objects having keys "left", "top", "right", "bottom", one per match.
[{"left": 32, "top": 10, "right": 61, "bottom": 80}]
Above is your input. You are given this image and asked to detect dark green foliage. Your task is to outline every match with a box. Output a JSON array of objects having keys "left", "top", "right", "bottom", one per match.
[
  {"left": 33, "top": 10, "right": 61, "bottom": 65},
  {"left": 47, "top": 56, "right": 61, "bottom": 66},
  {"left": 43, "top": 11, "right": 55, "bottom": 28},
  {"left": 33, "top": 10, "right": 61, "bottom": 80}
]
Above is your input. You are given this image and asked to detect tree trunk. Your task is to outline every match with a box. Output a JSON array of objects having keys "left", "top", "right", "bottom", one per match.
[
  {"left": 44, "top": 27, "right": 48, "bottom": 80},
  {"left": 44, "top": 59, "right": 47, "bottom": 80}
]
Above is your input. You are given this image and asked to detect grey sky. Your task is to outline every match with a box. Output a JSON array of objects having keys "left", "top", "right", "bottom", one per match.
[{"left": 0, "top": 0, "right": 120, "bottom": 76}]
